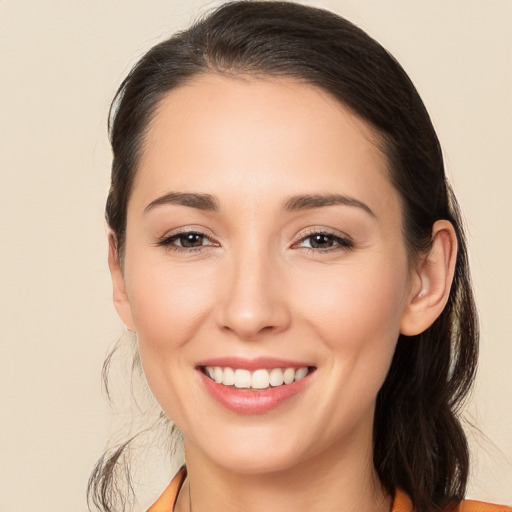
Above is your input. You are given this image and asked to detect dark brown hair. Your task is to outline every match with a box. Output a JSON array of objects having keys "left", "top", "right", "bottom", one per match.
[{"left": 90, "top": 2, "right": 478, "bottom": 511}]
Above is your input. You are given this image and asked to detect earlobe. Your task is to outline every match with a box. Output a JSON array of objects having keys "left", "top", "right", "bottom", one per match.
[
  {"left": 108, "top": 232, "right": 136, "bottom": 332},
  {"left": 400, "top": 220, "right": 458, "bottom": 336}
]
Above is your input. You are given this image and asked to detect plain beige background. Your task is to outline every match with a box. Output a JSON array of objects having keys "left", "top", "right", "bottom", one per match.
[{"left": 1, "top": 1, "right": 511, "bottom": 510}]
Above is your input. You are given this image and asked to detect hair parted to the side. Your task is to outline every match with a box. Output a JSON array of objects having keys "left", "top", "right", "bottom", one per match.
[{"left": 90, "top": 2, "right": 478, "bottom": 511}]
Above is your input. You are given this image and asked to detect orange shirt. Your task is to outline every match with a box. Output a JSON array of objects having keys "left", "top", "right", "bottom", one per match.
[{"left": 148, "top": 467, "right": 512, "bottom": 512}]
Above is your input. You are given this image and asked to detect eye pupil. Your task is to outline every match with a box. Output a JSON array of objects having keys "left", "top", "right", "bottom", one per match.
[
  {"left": 310, "top": 234, "right": 334, "bottom": 249},
  {"left": 180, "top": 233, "right": 203, "bottom": 247}
]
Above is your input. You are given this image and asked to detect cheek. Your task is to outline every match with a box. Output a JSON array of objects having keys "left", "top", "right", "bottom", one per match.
[
  {"left": 124, "top": 260, "right": 219, "bottom": 420},
  {"left": 125, "top": 259, "right": 216, "bottom": 356},
  {"left": 292, "top": 258, "right": 408, "bottom": 366},
  {"left": 301, "top": 260, "right": 406, "bottom": 321},
  {"left": 289, "top": 261, "right": 408, "bottom": 437}
]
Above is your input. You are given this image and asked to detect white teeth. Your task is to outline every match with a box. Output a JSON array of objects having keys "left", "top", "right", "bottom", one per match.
[
  {"left": 204, "top": 366, "right": 310, "bottom": 390},
  {"left": 234, "top": 369, "right": 251, "bottom": 388},
  {"left": 269, "top": 368, "right": 284, "bottom": 387},
  {"left": 222, "top": 367, "right": 235, "bottom": 386},
  {"left": 213, "top": 366, "right": 223, "bottom": 383},
  {"left": 251, "top": 369, "right": 270, "bottom": 389},
  {"left": 294, "top": 367, "right": 308, "bottom": 382},
  {"left": 283, "top": 368, "right": 295, "bottom": 385}
]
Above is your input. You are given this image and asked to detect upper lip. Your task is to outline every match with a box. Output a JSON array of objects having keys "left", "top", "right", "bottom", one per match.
[{"left": 196, "top": 356, "right": 315, "bottom": 371}]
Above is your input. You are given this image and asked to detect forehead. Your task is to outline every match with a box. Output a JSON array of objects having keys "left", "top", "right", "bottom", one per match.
[{"left": 134, "top": 74, "right": 398, "bottom": 218}]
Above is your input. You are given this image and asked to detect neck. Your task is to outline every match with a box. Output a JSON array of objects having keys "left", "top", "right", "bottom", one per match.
[{"left": 175, "top": 439, "right": 391, "bottom": 512}]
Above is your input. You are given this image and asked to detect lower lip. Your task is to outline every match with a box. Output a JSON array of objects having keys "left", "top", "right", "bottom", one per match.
[{"left": 198, "top": 370, "right": 313, "bottom": 414}]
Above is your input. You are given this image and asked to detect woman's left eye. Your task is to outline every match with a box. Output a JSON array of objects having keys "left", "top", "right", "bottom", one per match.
[
  {"left": 157, "top": 231, "right": 215, "bottom": 251},
  {"left": 295, "top": 232, "right": 353, "bottom": 252}
]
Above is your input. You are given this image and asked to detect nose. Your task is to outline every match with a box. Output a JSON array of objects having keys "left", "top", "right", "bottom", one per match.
[{"left": 215, "top": 246, "right": 291, "bottom": 340}]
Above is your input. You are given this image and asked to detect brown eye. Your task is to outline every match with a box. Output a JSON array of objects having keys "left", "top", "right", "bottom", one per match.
[
  {"left": 157, "top": 231, "right": 216, "bottom": 251},
  {"left": 295, "top": 231, "right": 354, "bottom": 252},
  {"left": 176, "top": 233, "right": 206, "bottom": 248},
  {"left": 309, "top": 234, "right": 336, "bottom": 249}
]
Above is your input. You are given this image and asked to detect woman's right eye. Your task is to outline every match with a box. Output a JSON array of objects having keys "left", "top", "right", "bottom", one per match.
[{"left": 157, "top": 231, "right": 216, "bottom": 252}]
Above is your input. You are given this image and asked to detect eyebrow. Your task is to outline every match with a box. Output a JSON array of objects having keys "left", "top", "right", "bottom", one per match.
[
  {"left": 144, "top": 191, "right": 374, "bottom": 217},
  {"left": 144, "top": 192, "right": 219, "bottom": 213},
  {"left": 282, "top": 194, "right": 375, "bottom": 217}
]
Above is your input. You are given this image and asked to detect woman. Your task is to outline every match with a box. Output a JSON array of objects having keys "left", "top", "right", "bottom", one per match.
[{"left": 89, "top": 2, "right": 510, "bottom": 511}]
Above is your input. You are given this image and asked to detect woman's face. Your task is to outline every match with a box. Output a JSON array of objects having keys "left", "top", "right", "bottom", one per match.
[{"left": 113, "top": 74, "right": 417, "bottom": 474}]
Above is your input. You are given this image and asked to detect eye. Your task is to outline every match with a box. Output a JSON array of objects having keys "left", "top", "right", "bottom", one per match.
[
  {"left": 295, "top": 231, "right": 354, "bottom": 252},
  {"left": 172, "top": 232, "right": 210, "bottom": 248},
  {"left": 157, "top": 231, "right": 217, "bottom": 252}
]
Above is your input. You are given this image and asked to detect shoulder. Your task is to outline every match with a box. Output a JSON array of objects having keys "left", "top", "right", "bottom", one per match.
[
  {"left": 148, "top": 479, "right": 512, "bottom": 512},
  {"left": 392, "top": 489, "right": 512, "bottom": 512},
  {"left": 147, "top": 466, "right": 187, "bottom": 512},
  {"left": 457, "top": 500, "right": 512, "bottom": 512}
]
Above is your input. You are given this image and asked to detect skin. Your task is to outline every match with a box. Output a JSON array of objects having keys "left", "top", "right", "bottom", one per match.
[{"left": 109, "top": 74, "right": 457, "bottom": 512}]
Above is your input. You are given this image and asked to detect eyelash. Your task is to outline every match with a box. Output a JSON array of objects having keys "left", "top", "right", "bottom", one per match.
[
  {"left": 156, "top": 230, "right": 218, "bottom": 253},
  {"left": 156, "top": 229, "right": 354, "bottom": 254},
  {"left": 293, "top": 229, "right": 354, "bottom": 253}
]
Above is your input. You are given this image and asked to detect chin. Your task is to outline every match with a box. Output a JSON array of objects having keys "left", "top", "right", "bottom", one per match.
[
  {"left": 211, "top": 449, "right": 306, "bottom": 476},
  {"left": 187, "top": 422, "right": 317, "bottom": 476}
]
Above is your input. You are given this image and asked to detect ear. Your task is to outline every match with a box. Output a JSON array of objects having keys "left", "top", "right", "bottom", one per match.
[
  {"left": 108, "top": 232, "right": 136, "bottom": 332},
  {"left": 400, "top": 220, "right": 458, "bottom": 336}
]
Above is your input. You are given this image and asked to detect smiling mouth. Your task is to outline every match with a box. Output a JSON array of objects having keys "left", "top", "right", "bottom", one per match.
[{"left": 200, "top": 366, "right": 316, "bottom": 391}]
